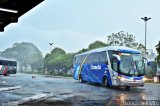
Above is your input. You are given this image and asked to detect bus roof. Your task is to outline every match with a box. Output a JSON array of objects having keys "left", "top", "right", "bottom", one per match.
[
  {"left": 0, "top": 58, "right": 17, "bottom": 62},
  {"left": 76, "top": 46, "right": 141, "bottom": 57}
]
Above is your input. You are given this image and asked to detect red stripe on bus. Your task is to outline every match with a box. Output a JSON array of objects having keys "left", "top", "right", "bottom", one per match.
[{"left": 3, "top": 66, "right": 8, "bottom": 75}]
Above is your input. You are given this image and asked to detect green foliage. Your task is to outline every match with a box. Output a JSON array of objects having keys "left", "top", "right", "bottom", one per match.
[
  {"left": 44, "top": 47, "right": 74, "bottom": 74},
  {"left": 51, "top": 47, "right": 66, "bottom": 55},
  {"left": 155, "top": 41, "right": 160, "bottom": 62},
  {"left": 77, "top": 31, "right": 145, "bottom": 54},
  {"left": 44, "top": 48, "right": 66, "bottom": 67},
  {"left": 78, "top": 40, "right": 107, "bottom": 54},
  {"left": 107, "top": 31, "right": 145, "bottom": 53},
  {"left": 107, "top": 31, "right": 135, "bottom": 47},
  {"left": 78, "top": 48, "right": 88, "bottom": 54},
  {"left": 0, "top": 31, "right": 147, "bottom": 76},
  {"left": 44, "top": 41, "right": 107, "bottom": 74},
  {"left": 0, "top": 42, "right": 43, "bottom": 72},
  {"left": 88, "top": 40, "right": 107, "bottom": 50}
]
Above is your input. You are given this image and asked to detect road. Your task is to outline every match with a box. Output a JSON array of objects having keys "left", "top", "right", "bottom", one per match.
[{"left": 0, "top": 73, "right": 160, "bottom": 106}]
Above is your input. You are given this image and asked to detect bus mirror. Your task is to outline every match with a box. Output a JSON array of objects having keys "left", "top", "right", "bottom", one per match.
[
  {"left": 112, "top": 54, "right": 120, "bottom": 60},
  {"left": 142, "top": 56, "right": 148, "bottom": 61}
]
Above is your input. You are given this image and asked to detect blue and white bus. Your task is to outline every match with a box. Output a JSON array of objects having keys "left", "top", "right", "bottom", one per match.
[{"left": 73, "top": 46, "right": 146, "bottom": 90}]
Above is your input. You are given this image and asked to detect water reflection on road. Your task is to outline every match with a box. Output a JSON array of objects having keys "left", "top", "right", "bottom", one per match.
[{"left": 0, "top": 73, "right": 160, "bottom": 105}]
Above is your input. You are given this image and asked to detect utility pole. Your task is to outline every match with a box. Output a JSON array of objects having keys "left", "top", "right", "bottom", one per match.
[{"left": 141, "top": 17, "right": 151, "bottom": 53}]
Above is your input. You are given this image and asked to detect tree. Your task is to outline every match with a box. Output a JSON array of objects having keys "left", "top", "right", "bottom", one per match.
[
  {"left": 155, "top": 41, "right": 160, "bottom": 62},
  {"left": 44, "top": 47, "right": 66, "bottom": 67},
  {"left": 78, "top": 48, "right": 88, "bottom": 54},
  {"left": 107, "top": 31, "right": 145, "bottom": 53},
  {"left": 88, "top": 40, "right": 107, "bottom": 50},
  {"left": 44, "top": 47, "right": 74, "bottom": 75},
  {"left": 0, "top": 42, "right": 43, "bottom": 72},
  {"left": 51, "top": 47, "right": 66, "bottom": 55},
  {"left": 78, "top": 40, "right": 107, "bottom": 54}
]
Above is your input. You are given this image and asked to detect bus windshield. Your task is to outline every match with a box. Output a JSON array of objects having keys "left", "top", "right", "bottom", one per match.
[{"left": 119, "top": 53, "right": 145, "bottom": 76}]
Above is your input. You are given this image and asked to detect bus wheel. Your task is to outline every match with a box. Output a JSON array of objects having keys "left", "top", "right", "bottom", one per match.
[
  {"left": 125, "top": 86, "right": 130, "bottom": 91},
  {"left": 79, "top": 75, "right": 85, "bottom": 83},
  {"left": 104, "top": 78, "right": 110, "bottom": 88}
]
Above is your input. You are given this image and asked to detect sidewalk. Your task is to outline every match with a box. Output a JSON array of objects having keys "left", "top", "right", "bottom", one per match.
[{"left": 145, "top": 83, "right": 160, "bottom": 85}]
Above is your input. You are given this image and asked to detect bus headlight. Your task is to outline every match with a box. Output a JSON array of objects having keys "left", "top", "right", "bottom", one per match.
[
  {"left": 118, "top": 76, "right": 126, "bottom": 81},
  {"left": 142, "top": 77, "right": 147, "bottom": 82},
  {"left": 120, "top": 77, "right": 126, "bottom": 81}
]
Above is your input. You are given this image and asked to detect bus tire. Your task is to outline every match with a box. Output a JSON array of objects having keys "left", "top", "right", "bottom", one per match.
[
  {"left": 104, "top": 78, "right": 110, "bottom": 88},
  {"left": 126, "top": 86, "right": 130, "bottom": 91},
  {"left": 79, "top": 75, "right": 85, "bottom": 83}
]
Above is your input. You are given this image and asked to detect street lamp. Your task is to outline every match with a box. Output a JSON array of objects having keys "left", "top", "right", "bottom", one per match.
[
  {"left": 0, "top": 7, "right": 18, "bottom": 13},
  {"left": 49, "top": 43, "right": 53, "bottom": 53},
  {"left": 141, "top": 17, "right": 151, "bottom": 53}
]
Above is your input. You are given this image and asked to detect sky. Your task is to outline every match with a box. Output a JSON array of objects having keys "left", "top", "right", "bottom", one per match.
[{"left": 0, "top": 0, "right": 160, "bottom": 56}]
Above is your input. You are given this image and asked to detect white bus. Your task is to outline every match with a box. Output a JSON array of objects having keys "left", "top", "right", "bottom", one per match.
[{"left": 73, "top": 46, "right": 146, "bottom": 90}]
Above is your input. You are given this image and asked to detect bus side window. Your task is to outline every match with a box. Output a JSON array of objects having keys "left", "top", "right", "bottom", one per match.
[
  {"left": 99, "top": 51, "right": 108, "bottom": 64},
  {"left": 108, "top": 50, "right": 118, "bottom": 60},
  {"left": 92, "top": 53, "right": 99, "bottom": 63},
  {"left": 2, "top": 60, "right": 5, "bottom": 65},
  {"left": 89, "top": 53, "right": 99, "bottom": 64},
  {"left": 112, "top": 58, "right": 118, "bottom": 72},
  {"left": 13, "top": 62, "right": 17, "bottom": 66},
  {"left": 8, "top": 61, "right": 11, "bottom": 66},
  {"left": 77, "top": 56, "right": 80, "bottom": 64},
  {"left": 85, "top": 54, "right": 91, "bottom": 64},
  {"left": 76, "top": 55, "right": 87, "bottom": 64}
]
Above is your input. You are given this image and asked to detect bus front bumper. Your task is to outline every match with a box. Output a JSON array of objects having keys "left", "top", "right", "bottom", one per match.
[{"left": 119, "top": 80, "right": 144, "bottom": 87}]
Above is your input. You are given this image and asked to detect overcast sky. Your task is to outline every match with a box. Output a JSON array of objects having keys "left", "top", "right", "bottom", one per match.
[{"left": 0, "top": 0, "right": 160, "bottom": 55}]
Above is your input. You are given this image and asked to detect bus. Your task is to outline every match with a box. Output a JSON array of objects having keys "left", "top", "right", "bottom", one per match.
[
  {"left": 0, "top": 59, "right": 17, "bottom": 76},
  {"left": 157, "top": 61, "right": 160, "bottom": 76},
  {"left": 73, "top": 46, "right": 146, "bottom": 90},
  {"left": 147, "top": 61, "right": 160, "bottom": 77},
  {"left": 146, "top": 61, "right": 157, "bottom": 77}
]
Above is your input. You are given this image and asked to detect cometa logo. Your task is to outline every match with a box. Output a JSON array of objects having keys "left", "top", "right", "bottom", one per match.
[{"left": 91, "top": 65, "right": 101, "bottom": 70}]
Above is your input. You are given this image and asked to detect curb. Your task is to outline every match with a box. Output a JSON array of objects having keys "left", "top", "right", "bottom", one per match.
[
  {"left": 7, "top": 94, "right": 47, "bottom": 106},
  {"left": 0, "top": 86, "right": 20, "bottom": 91}
]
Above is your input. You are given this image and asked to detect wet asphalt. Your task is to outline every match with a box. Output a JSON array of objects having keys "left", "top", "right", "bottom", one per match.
[{"left": 0, "top": 73, "right": 160, "bottom": 106}]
